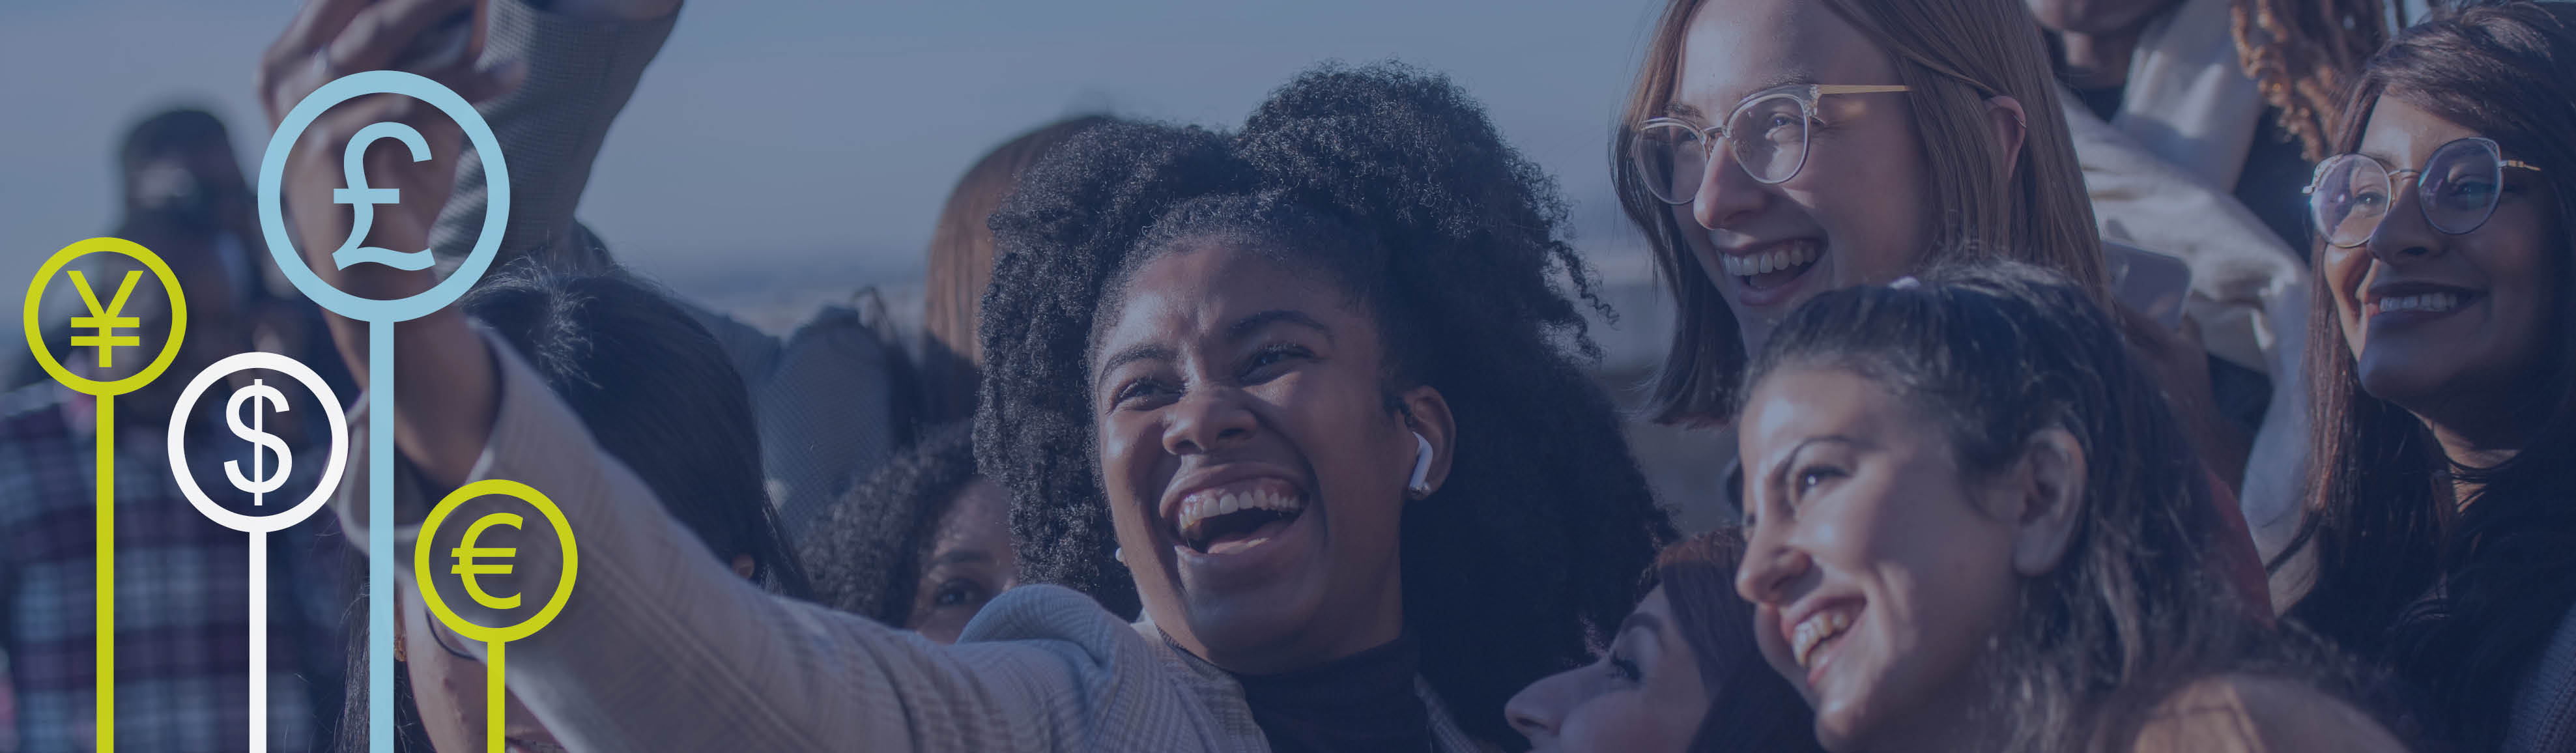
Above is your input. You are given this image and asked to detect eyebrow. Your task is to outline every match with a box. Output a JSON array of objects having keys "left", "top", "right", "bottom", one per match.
[
  {"left": 929, "top": 550, "right": 995, "bottom": 569},
  {"left": 1665, "top": 72, "right": 1818, "bottom": 121},
  {"left": 1226, "top": 309, "right": 1332, "bottom": 345},
  {"left": 1762, "top": 435, "right": 1868, "bottom": 489},
  {"left": 1096, "top": 343, "right": 1177, "bottom": 377},
  {"left": 1616, "top": 609, "right": 1667, "bottom": 639}
]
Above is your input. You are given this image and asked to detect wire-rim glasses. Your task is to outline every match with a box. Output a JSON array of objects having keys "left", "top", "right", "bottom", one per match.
[
  {"left": 2304, "top": 135, "right": 2545, "bottom": 248},
  {"left": 1631, "top": 83, "right": 1910, "bottom": 205}
]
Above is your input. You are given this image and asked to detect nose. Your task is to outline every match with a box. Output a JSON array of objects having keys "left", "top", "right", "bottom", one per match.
[
  {"left": 2364, "top": 180, "right": 2442, "bottom": 266},
  {"left": 1504, "top": 665, "right": 1583, "bottom": 746},
  {"left": 1160, "top": 386, "right": 1257, "bottom": 456},
  {"left": 1736, "top": 520, "right": 1813, "bottom": 608},
  {"left": 1690, "top": 141, "right": 1769, "bottom": 231}
]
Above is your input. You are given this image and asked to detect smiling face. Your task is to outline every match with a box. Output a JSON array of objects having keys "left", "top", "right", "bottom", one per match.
[
  {"left": 904, "top": 478, "right": 1018, "bottom": 644},
  {"left": 1505, "top": 587, "right": 1710, "bottom": 752},
  {"left": 1090, "top": 240, "right": 1427, "bottom": 673},
  {"left": 1667, "top": 0, "right": 1934, "bottom": 352},
  {"left": 1733, "top": 366, "right": 2020, "bottom": 752},
  {"left": 2324, "top": 96, "right": 2562, "bottom": 444}
]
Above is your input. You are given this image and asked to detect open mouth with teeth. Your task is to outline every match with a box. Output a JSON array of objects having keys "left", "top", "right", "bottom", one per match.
[
  {"left": 1721, "top": 238, "right": 1822, "bottom": 291},
  {"left": 1790, "top": 608, "right": 1854, "bottom": 672},
  {"left": 1174, "top": 485, "right": 1308, "bottom": 556},
  {"left": 2369, "top": 291, "right": 2475, "bottom": 317}
]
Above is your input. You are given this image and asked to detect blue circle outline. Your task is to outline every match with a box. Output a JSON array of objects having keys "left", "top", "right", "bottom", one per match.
[{"left": 257, "top": 70, "right": 509, "bottom": 322}]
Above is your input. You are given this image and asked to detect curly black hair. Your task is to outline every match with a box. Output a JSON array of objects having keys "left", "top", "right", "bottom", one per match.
[
  {"left": 974, "top": 62, "right": 1676, "bottom": 746},
  {"left": 799, "top": 421, "right": 981, "bottom": 625}
]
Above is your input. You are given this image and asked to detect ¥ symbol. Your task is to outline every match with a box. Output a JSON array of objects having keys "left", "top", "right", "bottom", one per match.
[
  {"left": 329, "top": 121, "right": 436, "bottom": 272},
  {"left": 66, "top": 270, "right": 143, "bottom": 369}
]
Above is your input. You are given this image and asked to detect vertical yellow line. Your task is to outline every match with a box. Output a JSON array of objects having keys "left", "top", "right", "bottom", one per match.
[
  {"left": 94, "top": 393, "right": 115, "bottom": 753},
  {"left": 486, "top": 641, "right": 506, "bottom": 753}
]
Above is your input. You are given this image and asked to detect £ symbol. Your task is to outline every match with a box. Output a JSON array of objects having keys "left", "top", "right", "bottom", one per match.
[
  {"left": 451, "top": 513, "right": 522, "bottom": 610},
  {"left": 223, "top": 378, "right": 294, "bottom": 507},
  {"left": 66, "top": 270, "right": 144, "bottom": 369},
  {"left": 329, "top": 121, "right": 437, "bottom": 272}
]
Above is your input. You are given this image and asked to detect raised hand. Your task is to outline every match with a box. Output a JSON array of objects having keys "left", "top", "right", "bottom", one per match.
[{"left": 257, "top": 0, "right": 520, "bottom": 305}]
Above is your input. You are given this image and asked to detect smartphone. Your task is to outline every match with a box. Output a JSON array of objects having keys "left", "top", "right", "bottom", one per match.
[
  {"left": 389, "top": 0, "right": 489, "bottom": 73},
  {"left": 2105, "top": 240, "right": 2193, "bottom": 330}
]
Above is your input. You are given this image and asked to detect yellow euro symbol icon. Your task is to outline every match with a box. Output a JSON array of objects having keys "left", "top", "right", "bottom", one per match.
[
  {"left": 451, "top": 513, "right": 523, "bottom": 610},
  {"left": 414, "top": 479, "right": 575, "bottom": 753}
]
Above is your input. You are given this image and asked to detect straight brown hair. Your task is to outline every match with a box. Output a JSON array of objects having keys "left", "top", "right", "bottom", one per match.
[
  {"left": 1614, "top": 0, "right": 2108, "bottom": 425},
  {"left": 919, "top": 115, "right": 1114, "bottom": 425},
  {"left": 2280, "top": 6, "right": 2576, "bottom": 750}
]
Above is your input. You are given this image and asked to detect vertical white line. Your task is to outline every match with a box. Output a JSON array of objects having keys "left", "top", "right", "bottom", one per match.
[{"left": 249, "top": 531, "right": 267, "bottom": 752}]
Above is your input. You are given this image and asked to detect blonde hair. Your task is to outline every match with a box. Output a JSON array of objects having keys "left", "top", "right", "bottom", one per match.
[{"left": 1614, "top": 0, "right": 2108, "bottom": 424}]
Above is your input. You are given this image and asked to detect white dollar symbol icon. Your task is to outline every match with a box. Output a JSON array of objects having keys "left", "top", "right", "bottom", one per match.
[{"left": 225, "top": 378, "right": 294, "bottom": 506}]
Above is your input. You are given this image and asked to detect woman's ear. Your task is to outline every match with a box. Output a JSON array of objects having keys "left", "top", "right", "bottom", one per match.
[
  {"left": 1985, "top": 94, "right": 2029, "bottom": 178},
  {"left": 1397, "top": 386, "right": 1457, "bottom": 499},
  {"left": 2007, "top": 427, "right": 2087, "bottom": 576}
]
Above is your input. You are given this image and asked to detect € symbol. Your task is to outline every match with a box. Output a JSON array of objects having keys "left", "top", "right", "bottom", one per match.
[
  {"left": 66, "top": 270, "right": 143, "bottom": 369},
  {"left": 328, "top": 121, "right": 437, "bottom": 272},
  {"left": 223, "top": 378, "right": 294, "bottom": 507},
  {"left": 451, "top": 513, "right": 523, "bottom": 610}
]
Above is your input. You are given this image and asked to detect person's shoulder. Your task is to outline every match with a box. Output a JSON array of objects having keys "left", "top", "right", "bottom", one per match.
[{"left": 2131, "top": 673, "right": 2409, "bottom": 753}]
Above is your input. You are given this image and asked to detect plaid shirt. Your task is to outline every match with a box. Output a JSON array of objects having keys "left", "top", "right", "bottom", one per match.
[{"left": 1, "top": 381, "right": 350, "bottom": 753}]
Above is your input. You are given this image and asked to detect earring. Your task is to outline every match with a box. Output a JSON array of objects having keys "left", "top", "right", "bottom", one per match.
[
  {"left": 1113, "top": 547, "right": 1126, "bottom": 565},
  {"left": 1407, "top": 431, "right": 1435, "bottom": 499}
]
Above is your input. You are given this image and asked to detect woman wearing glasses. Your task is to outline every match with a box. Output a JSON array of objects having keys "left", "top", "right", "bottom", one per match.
[
  {"left": 1612, "top": 0, "right": 2271, "bottom": 606},
  {"left": 2279, "top": 5, "right": 2576, "bottom": 751}
]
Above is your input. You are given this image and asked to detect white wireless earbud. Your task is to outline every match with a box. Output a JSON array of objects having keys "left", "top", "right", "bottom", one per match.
[{"left": 1407, "top": 431, "right": 1435, "bottom": 498}]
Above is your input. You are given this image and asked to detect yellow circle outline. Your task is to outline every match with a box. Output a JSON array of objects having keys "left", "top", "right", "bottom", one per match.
[
  {"left": 414, "top": 479, "right": 579, "bottom": 645},
  {"left": 20, "top": 237, "right": 189, "bottom": 396}
]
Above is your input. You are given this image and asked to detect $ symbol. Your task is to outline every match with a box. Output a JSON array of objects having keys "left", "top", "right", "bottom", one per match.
[
  {"left": 451, "top": 513, "right": 523, "bottom": 610},
  {"left": 223, "top": 378, "right": 294, "bottom": 507},
  {"left": 330, "top": 121, "right": 437, "bottom": 272},
  {"left": 66, "top": 270, "right": 143, "bottom": 369}
]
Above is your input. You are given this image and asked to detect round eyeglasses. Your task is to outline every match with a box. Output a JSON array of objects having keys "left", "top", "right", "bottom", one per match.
[
  {"left": 1631, "top": 84, "right": 1910, "bottom": 205},
  {"left": 2305, "top": 136, "right": 2545, "bottom": 248}
]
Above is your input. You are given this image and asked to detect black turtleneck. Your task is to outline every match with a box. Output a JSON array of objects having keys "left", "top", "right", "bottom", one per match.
[{"left": 1227, "top": 634, "right": 1435, "bottom": 753}]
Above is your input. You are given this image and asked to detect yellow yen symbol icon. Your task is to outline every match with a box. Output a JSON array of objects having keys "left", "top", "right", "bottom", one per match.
[
  {"left": 451, "top": 513, "right": 523, "bottom": 610},
  {"left": 68, "top": 270, "right": 143, "bottom": 369}
]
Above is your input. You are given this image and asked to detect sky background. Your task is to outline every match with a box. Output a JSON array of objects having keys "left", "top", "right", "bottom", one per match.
[{"left": 2, "top": 0, "right": 1672, "bottom": 336}]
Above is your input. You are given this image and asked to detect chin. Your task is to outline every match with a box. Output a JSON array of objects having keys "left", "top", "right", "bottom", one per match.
[
  {"left": 1181, "top": 580, "right": 1326, "bottom": 661},
  {"left": 2354, "top": 356, "right": 2459, "bottom": 409}
]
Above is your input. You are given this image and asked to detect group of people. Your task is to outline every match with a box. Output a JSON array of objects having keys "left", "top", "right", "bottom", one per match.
[{"left": 6, "top": 0, "right": 2575, "bottom": 750}]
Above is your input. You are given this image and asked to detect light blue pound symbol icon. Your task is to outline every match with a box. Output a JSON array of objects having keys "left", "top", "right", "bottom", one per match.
[
  {"left": 330, "top": 122, "right": 438, "bottom": 271},
  {"left": 257, "top": 68, "right": 509, "bottom": 753}
]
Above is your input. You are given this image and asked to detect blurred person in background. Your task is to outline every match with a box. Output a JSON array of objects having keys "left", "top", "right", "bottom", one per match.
[
  {"left": 3, "top": 108, "right": 351, "bottom": 753},
  {"left": 799, "top": 422, "right": 1015, "bottom": 644},
  {"left": 915, "top": 115, "right": 1118, "bottom": 429}
]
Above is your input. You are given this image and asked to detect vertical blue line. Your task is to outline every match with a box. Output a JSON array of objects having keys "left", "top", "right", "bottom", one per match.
[{"left": 370, "top": 319, "right": 394, "bottom": 753}]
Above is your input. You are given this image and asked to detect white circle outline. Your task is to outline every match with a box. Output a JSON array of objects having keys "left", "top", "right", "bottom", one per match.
[{"left": 167, "top": 352, "right": 350, "bottom": 533}]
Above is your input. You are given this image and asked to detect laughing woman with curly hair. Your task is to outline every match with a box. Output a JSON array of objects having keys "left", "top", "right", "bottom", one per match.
[{"left": 278, "top": 48, "right": 1672, "bottom": 749}]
